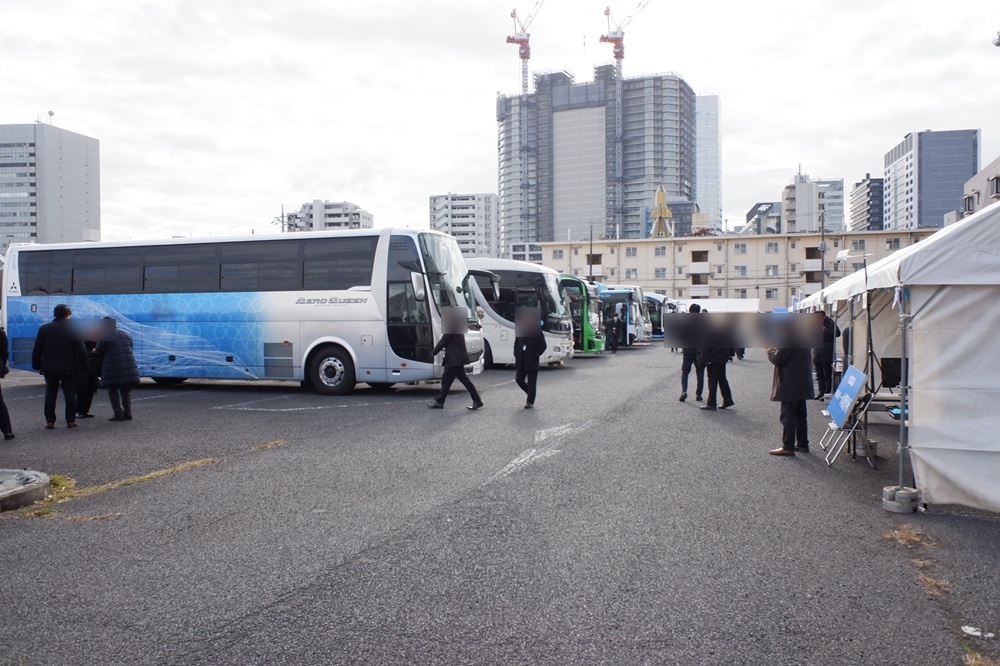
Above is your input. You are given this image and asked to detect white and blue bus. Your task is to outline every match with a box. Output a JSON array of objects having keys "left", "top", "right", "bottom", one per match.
[{"left": 2, "top": 228, "right": 484, "bottom": 395}]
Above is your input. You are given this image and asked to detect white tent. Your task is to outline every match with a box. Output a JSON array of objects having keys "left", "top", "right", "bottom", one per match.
[{"left": 800, "top": 201, "right": 1000, "bottom": 513}]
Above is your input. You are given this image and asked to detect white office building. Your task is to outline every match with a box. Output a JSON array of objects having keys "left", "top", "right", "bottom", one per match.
[
  {"left": 429, "top": 193, "right": 499, "bottom": 258},
  {"left": 0, "top": 123, "right": 100, "bottom": 253},
  {"left": 287, "top": 200, "right": 373, "bottom": 231},
  {"left": 696, "top": 95, "right": 722, "bottom": 232},
  {"left": 781, "top": 172, "right": 844, "bottom": 233}
]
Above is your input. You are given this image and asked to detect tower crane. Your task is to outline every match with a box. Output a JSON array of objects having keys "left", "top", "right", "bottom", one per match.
[
  {"left": 506, "top": 0, "right": 546, "bottom": 243},
  {"left": 600, "top": 1, "right": 654, "bottom": 237}
]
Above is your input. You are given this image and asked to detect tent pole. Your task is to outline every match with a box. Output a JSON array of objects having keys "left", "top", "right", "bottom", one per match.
[{"left": 898, "top": 293, "right": 910, "bottom": 490}]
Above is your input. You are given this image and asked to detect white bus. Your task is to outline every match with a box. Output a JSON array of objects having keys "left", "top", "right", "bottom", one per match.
[
  {"left": 2, "top": 228, "right": 484, "bottom": 395},
  {"left": 465, "top": 258, "right": 574, "bottom": 367}
]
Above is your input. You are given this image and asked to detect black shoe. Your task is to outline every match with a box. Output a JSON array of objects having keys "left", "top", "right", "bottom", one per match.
[
  {"left": 109, "top": 415, "right": 126, "bottom": 422},
  {"left": 524, "top": 403, "right": 533, "bottom": 409},
  {"left": 679, "top": 393, "right": 687, "bottom": 402},
  {"left": 467, "top": 401, "right": 484, "bottom": 411},
  {"left": 695, "top": 395, "right": 703, "bottom": 402},
  {"left": 700, "top": 405, "right": 717, "bottom": 411},
  {"left": 814, "top": 394, "right": 824, "bottom": 401},
  {"left": 124, "top": 415, "right": 133, "bottom": 421},
  {"left": 3, "top": 433, "right": 14, "bottom": 441},
  {"left": 795, "top": 444, "right": 810, "bottom": 451},
  {"left": 77, "top": 413, "right": 95, "bottom": 419},
  {"left": 720, "top": 402, "right": 735, "bottom": 410},
  {"left": 427, "top": 401, "right": 443, "bottom": 409}
]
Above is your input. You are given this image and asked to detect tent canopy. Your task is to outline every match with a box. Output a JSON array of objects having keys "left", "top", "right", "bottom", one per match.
[{"left": 800, "top": 200, "right": 1000, "bottom": 308}]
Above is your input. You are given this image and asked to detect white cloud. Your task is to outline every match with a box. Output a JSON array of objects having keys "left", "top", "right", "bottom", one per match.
[{"left": 3, "top": 0, "right": 998, "bottom": 238}]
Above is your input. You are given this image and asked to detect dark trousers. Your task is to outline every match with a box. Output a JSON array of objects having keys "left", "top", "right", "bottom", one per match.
[
  {"left": 814, "top": 356, "right": 833, "bottom": 395},
  {"left": 779, "top": 400, "right": 809, "bottom": 450},
  {"left": 705, "top": 362, "right": 732, "bottom": 408},
  {"left": 680, "top": 356, "right": 704, "bottom": 396},
  {"left": 435, "top": 365, "right": 481, "bottom": 405},
  {"left": 108, "top": 384, "right": 133, "bottom": 418},
  {"left": 607, "top": 332, "right": 619, "bottom": 353},
  {"left": 44, "top": 374, "right": 77, "bottom": 424},
  {"left": 515, "top": 367, "right": 538, "bottom": 404},
  {"left": 0, "top": 383, "right": 12, "bottom": 435},
  {"left": 76, "top": 372, "right": 98, "bottom": 415}
]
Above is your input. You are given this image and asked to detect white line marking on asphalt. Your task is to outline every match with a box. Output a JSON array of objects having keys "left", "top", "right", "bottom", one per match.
[
  {"left": 214, "top": 398, "right": 429, "bottom": 412},
  {"left": 131, "top": 390, "right": 206, "bottom": 402},
  {"left": 487, "top": 419, "right": 594, "bottom": 483},
  {"left": 8, "top": 393, "right": 46, "bottom": 402}
]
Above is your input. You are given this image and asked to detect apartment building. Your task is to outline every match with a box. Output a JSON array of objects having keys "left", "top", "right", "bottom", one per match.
[
  {"left": 429, "top": 192, "right": 499, "bottom": 257},
  {"left": 538, "top": 229, "right": 934, "bottom": 310},
  {"left": 287, "top": 200, "right": 373, "bottom": 231}
]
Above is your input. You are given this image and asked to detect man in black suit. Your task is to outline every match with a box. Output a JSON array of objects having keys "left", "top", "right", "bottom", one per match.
[
  {"left": 767, "top": 343, "right": 815, "bottom": 456},
  {"left": 513, "top": 308, "right": 547, "bottom": 409},
  {"left": 31, "top": 303, "right": 88, "bottom": 429},
  {"left": 428, "top": 308, "right": 483, "bottom": 410}
]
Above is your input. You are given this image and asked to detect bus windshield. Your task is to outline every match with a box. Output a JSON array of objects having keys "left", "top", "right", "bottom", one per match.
[{"left": 419, "top": 233, "right": 477, "bottom": 324}]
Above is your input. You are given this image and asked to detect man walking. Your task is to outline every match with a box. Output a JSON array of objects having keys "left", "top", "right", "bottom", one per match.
[
  {"left": 97, "top": 318, "right": 140, "bottom": 422},
  {"left": 513, "top": 309, "right": 547, "bottom": 409},
  {"left": 428, "top": 309, "right": 483, "bottom": 410},
  {"left": 767, "top": 342, "right": 815, "bottom": 456},
  {"left": 698, "top": 343, "right": 734, "bottom": 412},
  {"left": 679, "top": 303, "right": 705, "bottom": 402},
  {"left": 31, "top": 304, "right": 88, "bottom": 429}
]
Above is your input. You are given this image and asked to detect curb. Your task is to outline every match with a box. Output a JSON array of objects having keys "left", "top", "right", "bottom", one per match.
[{"left": 0, "top": 469, "right": 51, "bottom": 512}]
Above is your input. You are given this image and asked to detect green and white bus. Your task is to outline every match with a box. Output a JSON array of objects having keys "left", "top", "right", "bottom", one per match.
[{"left": 559, "top": 274, "right": 605, "bottom": 354}]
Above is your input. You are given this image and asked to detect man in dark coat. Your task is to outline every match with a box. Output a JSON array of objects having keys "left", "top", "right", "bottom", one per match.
[
  {"left": 428, "top": 311, "right": 482, "bottom": 410},
  {"left": 605, "top": 313, "right": 620, "bottom": 354},
  {"left": 698, "top": 345, "right": 734, "bottom": 411},
  {"left": 767, "top": 344, "right": 815, "bottom": 456},
  {"left": 31, "top": 303, "right": 88, "bottom": 429},
  {"left": 679, "top": 303, "right": 705, "bottom": 402},
  {"left": 75, "top": 339, "right": 102, "bottom": 419},
  {"left": 96, "top": 319, "right": 140, "bottom": 422},
  {"left": 813, "top": 311, "right": 841, "bottom": 399},
  {"left": 513, "top": 312, "right": 547, "bottom": 409}
]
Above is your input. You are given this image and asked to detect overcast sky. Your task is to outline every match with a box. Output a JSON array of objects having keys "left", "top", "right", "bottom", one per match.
[{"left": 4, "top": 0, "right": 999, "bottom": 239}]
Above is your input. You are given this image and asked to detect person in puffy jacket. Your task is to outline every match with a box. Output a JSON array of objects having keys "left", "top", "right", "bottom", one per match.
[{"left": 96, "top": 318, "right": 140, "bottom": 422}]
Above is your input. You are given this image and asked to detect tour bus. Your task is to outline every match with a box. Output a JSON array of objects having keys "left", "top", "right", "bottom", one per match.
[
  {"left": 614, "top": 284, "right": 652, "bottom": 340},
  {"left": 644, "top": 293, "right": 679, "bottom": 339},
  {"left": 559, "top": 274, "right": 605, "bottom": 354},
  {"left": 465, "top": 258, "right": 574, "bottom": 367},
  {"left": 1, "top": 228, "right": 486, "bottom": 395},
  {"left": 597, "top": 285, "right": 646, "bottom": 347}
]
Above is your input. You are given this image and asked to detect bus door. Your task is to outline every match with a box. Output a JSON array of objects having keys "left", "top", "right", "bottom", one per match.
[{"left": 385, "top": 236, "right": 434, "bottom": 379}]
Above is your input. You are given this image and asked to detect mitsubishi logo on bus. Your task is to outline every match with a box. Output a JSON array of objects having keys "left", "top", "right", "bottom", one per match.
[{"left": 295, "top": 296, "right": 369, "bottom": 306}]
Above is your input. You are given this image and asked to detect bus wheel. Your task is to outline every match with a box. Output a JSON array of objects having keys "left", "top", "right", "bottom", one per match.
[
  {"left": 310, "top": 346, "right": 355, "bottom": 396},
  {"left": 483, "top": 341, "right": 494, "bottom": 370},
  {"left": 151, "top": 377, "right": 187, "bottom": 386}
]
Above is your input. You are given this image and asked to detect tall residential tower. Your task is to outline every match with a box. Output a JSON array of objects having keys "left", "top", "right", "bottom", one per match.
[{"left": 696, "top": 95, "right": 722, "bottom": 232}]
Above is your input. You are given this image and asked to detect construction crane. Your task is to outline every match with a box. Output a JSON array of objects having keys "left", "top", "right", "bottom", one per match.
[
  {"left": 506, "top": 1, "right": 546, "bottom": 96},
  {"left": 506, "top": 1, "right": 546, "bottom": 243},
  {"left": 600, "top": 1, "right": 654, "bottom": 238}
]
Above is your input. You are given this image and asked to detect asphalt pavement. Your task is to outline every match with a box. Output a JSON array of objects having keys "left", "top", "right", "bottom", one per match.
[{"left": 1, "top": 346, "right": 998, "bottom": 665}]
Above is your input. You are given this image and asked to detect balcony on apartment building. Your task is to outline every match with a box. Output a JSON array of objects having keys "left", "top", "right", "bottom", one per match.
[
  {"left": 687, "top": 262, "right": 710, "bottom": 275},
  {"left": 801, "top": 258, "right": 823, "bottom": 272},
  {"left": 688, "top": 285, "right": 711, "bottom": 298}
]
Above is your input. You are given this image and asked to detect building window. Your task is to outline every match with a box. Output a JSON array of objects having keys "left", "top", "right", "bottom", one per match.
[
  {"left": 736, "top": 289, "right": 748, "bottom": 299},
  {"left": 625, "top": 246, "right": 637, "bottom": 257},
  {"left": 716, "top": 288, "right": 724, "bottom": 297},
  {"left": 791, "top": 241, "right": 796, "bottom": 249},
  {"left": 765, "top": 288, "right": 778, "bottom": 300},
  {"left": 586, "top": 254, "right": 602, "bottom": 265},
  {"left": 609, "top": 268, "right": 616, "bottom": 276},
  {"left": 574, "top": 248, "right": 579, "bottom": 256},
  {"left": 789, "top": 262, "right": 797, "bottom": 273},
  {"left": 677, "top": 266, "right": 684, "bottom": 275},
  {"left": 734, "top": 243, "right": 747, "bottom": 255},
  {"left": 851, "top": 239, "right": 866, "bottom": 251},
  {"left": 716, "top": 265, "right": 724, "bottom": 275},
  {"left": 552, "top": 249, "right": 564, "bottom": 260},
  {"left": 734, "top": 265, "right": 747, "bottom": 277},
  {"left": 675, "top": 288, "right": 684, "bottom": 298},
  {"left": 852, "top": 262, "right": 864, "bottom": 272},
  {"left": 765, "top": 242, "right": 779, "bottom": 254},
  {"left": 610, "top": 246, "right": 615, "bottom": 254},
  {"left": 654, "top": 245, "right": 667, "bottom": 256},
  {"left": 766, "top": 265, "right": 779, "bottom": 277},
  {"left": 654, "top": 267, "right": 667, "bottom": 279},
  {"left": 964, "top": 195, "right": 976, "bottom": 213},
  {"left": 625, "top": 268, "right": 637, "bottom": 279},
  {"left": 990, "top": 176, "right": 1000, "bottom": 198},
  {"left": 886, "top": 237, "right": 900, "bottom": 250}
]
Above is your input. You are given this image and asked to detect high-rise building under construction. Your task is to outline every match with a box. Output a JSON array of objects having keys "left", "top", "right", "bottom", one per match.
[{"left": 496, "top": 65, "right": 697, "bottom": 254}]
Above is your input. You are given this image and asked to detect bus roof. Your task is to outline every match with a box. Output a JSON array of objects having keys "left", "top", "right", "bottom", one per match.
[
  {"left": 466, "top": 258, "right": 560, "bottom": 275},
  {"left": 3, "top": 227, "right": 447, "bottom": 255}
]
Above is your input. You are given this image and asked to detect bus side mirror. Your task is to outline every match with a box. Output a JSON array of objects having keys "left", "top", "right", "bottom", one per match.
[{"left": 410, "top": 273, "right": 426, "bottom": 301}]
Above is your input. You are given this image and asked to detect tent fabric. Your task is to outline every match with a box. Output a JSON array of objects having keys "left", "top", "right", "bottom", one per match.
[
  {"left": 799, "top": 200, "right": 1000, "bottom": 309},
  {"left": 796, "top": 201, "right": 1000, "bottom": 514}
]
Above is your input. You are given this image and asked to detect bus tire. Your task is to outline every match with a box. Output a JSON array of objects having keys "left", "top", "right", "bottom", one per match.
[
  {"left": 309, "top": 346, "right": 356, "bottom": 396},
  {"left": 483, "top": 341, "right": 494, "bottom": 370},
  {"left": 151, "top": 377, "right": 187, "bottom": 387}
]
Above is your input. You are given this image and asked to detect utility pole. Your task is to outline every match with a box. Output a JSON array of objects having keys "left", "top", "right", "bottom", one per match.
[
  {"left": 819, "top": 210, "right": 827, "bottom": 290},
  {"left": 589, "top": 222, "right": 595, "bottom": 283}
]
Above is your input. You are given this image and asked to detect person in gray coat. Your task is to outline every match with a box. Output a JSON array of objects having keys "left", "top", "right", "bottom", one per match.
[
  {"left": 766, "top": 344, "right": 814, "bottom": 456},
  {"left": 96, "top": 319, "right": 140, "bottom": 422}
]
